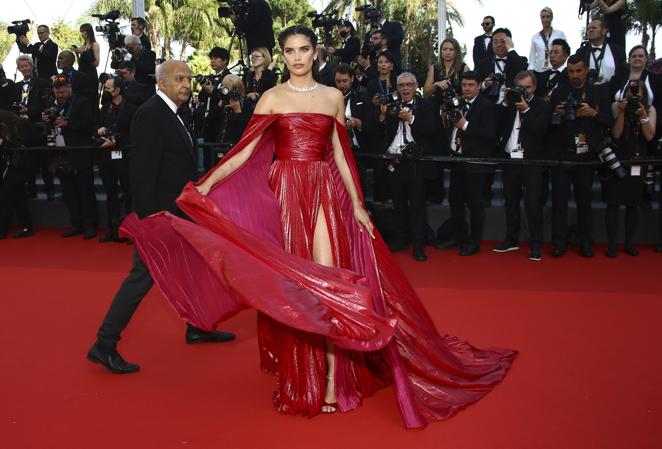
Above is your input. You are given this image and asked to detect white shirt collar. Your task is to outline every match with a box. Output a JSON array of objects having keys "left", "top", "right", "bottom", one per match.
[
  {"left": 552, "top": 61, "right": 567, "bottom": 72},
  {"left": 156, "top": 89, "right": 178, "bottom": 115}
]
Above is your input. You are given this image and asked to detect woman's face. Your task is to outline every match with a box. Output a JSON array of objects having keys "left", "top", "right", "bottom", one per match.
[
  {"left": 250, "top": 51, "right": 265, "bottom": 68},
  {"left": 281, "top": 34, "right": 315, "bottom": 78},
  {"left": 441, "top": 42, "right": 455, "bottom": 62},
  {"left": 377, "top": 56, "right": 393, "bottom": 75},
  {"left": 80, "top": 29, "right": 88, "bottom": 41},
  {"left": 629, "top": 49, "right": 647, "bottom": 71}
]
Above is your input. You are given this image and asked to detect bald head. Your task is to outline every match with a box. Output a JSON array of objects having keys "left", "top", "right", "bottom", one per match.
[
  {"left": 57, "top": 50, "right": 76, "bottom": 71},
  {"left": 156, "top": 60, "right": 192, "bottom": 107}
]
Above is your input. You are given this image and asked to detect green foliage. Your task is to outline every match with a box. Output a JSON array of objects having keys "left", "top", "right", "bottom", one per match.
[
  {"left": 0, "top": 23, "right": 17, "bottom": 63},
  {"left": 50, "top": 19, "right": 82, "bottom": 52}
]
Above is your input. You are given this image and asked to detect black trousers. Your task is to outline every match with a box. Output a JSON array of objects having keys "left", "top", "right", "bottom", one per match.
[
  {"left": 26, "top": 151, "right": 55, "bottom": 194},
  {"left": 97, "top": 249, "right": 154, "bottom": 347},
  {"left": 449, "top": 165, "right": 486, "bottom": 245},
  {"left": 385, "top": 160, "right": 427, "bottom": 248},
  {"left": 98, "top": 156, "right": 130, "bottom": 229},
  {"left": 551, "top": 165, "right": 595, "bottom": 247},
  {"left": 58, "top": 152, "right": 99, "bottom": 230},
  {"left": 502, "top": 165, "right": 545, "bottom": 248},
  {"left": 0, "top": 165, "right": 32, "bottom": 235}
]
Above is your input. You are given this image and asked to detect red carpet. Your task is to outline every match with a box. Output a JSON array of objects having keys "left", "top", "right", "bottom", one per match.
[{"left": 1, "top": 229, "right": 661, "bottom": 449}]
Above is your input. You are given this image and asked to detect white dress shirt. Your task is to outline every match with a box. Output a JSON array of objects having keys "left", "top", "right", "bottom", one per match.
[
  {"left": 528, "top": 29, "right": 567, "bottom": 72},
  {"left": 589, "top": 43, "right": 616, "bottom": 84},
  {"left": 387, "top": 102, "right": 415, "bottom": 155},
  {"left": 450, "top": 96, "right": 476, "bottom": 154},
  {"left": 156, "top": 89, "right": 192, "bottom": 145}
]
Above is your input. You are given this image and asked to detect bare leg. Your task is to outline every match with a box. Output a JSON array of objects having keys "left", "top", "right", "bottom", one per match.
[{"left": 312, "top": 206, "right": 337, "bottom": 412}]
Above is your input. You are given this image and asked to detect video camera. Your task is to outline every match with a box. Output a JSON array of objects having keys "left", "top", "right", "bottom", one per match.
[
  {"left": 218, "top": 0, "right": 250, "bottom": 21},
  {"left": 355, "top": 4, "right": 382, "bottom": 26},
  {"left": 92, "top": 10, "right": 125, "bottom": 49},
  {"left": 8, "top": 19, "right": 31, "bottom": 36},
  {"left": 307, "top": 10, "right": 341, "bottom": 46}
]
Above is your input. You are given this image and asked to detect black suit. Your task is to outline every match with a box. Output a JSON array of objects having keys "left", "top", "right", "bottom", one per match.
[
  {"left": 477, "top": 51, "right": 528, "bottom": 102},
  {"left": 124, "top": 79, "right": 154, "bottom": 107},
  {"left": 380, "top": 20, "right": 404, "bottom": 69},
  {"left": 319, "top": 62, "right": 336, "bottom": 87},
  {"left": 535, "top": 67, "right": 570, "bottom": 100},
  {"left": 575, "top": 42, "right": 627, "bottom": 96},
  {"left": 96, "top": 94, "right": 198, "bottom": 348},
  {"left": 379, "top": 97, "right": 438, "bottom": 249},
  {"left": 17, "top": 38, "right": 58, "bottom": 80},
  {"left": 0, "top": 80, "right": 19, "bottom": 111},
  {"left": 472, "top": 34, "right": 494, "bottom": 68},
  {"left": 235, "top": 0, "right": 275, "bottom": 54},
  {"left": 549, "top": 82, "right": 613, "bottom": 249},
  {"left": 497, "top": 96, "right": 552, "bottom": 248},
  {"left": 448, "top": 95, "right": 497, "bottom": 246},
  {"left": 138, "top": 33, "right": 151, "bottom": 51},
  {"left": 60, "top": 69, "right": 95, "bottom": 103},
  {"left": 334, "top": 36, "right": 360, "bottom": 64},
  {"left": 111, "top": 49, "right": 156, "bottom": 85}
]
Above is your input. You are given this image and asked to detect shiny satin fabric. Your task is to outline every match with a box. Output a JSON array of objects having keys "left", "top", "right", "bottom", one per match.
[{"left": 120, "top": 112, "right": 517, "bottom": 428}]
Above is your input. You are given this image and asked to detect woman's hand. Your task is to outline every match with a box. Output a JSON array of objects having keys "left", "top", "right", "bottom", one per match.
[
  {"left": 435, "top": 80, "right": 451, "bottom": 90},
  {"left": 195, "top": 181, "right": 213, "bottom": 196},
  {"left": 353, "top": 204, "right": 375, "bottom": 239},
  {"left": 635, "top": 104, "right": 648, "bottom": 119}
]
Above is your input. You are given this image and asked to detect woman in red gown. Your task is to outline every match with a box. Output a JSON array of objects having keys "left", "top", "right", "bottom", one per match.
[{"left": 121, "top": 26, "right": 517, "bottom": 428}]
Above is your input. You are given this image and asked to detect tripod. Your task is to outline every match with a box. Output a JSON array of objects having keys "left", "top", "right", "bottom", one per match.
[{"left": 227, "top": 26, "right": 249, "bottom": 79}]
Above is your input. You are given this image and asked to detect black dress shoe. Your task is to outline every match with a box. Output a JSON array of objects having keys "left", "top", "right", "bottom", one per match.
[
  {"left": 624, "top": 244, "right": 639, "bottom": 257},
  {"left": 605, "top": 244, "right": 618, "bottom": 258},
  {"left": 387, "top": 242, "right": 408, "bottom": 253},
  {"left": 459, "top": 243, "right": 480, "bottom": 256},
  {"left": 580, "top": 243, "right": 594, "bottom": 258},
  {"left": 412, "top": 246, "right": 427, "bottom": 262},
  {"left": 62, "top": 227, "right": 83, "bottom": 238},
  {"left": 529, "top": 247, "right": 542, "bottom": 261},
  {"left": 552, "top": 246, "right": 566, "bottom": 257},
  {"left": 492, "top": 240, "right": 519, "bottom": 253},
  {"left": 185, "top": 326, "right": 236, "bottom": 344},
  {"left": 435, "top": 239, "right": 458, "bottom": 250},
  {"left": 83, "top": 228, "right": 98, "bottom": 240},
  {"left": 87, "top": 343, "right": 140, "bottom": 374},
  {"left": 12, "top": 228, "right": 33, "bottom": 239}
]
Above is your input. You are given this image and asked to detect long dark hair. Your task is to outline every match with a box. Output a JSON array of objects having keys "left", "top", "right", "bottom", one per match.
[
  {"left": 278, "top": 25, "right": 320, "bottom": 83},
  {"left": 80, "top": 23, "right": 96, "bottom": 44},
  {"left": 0, "top": 110, "right": 29, "bottom": 146}
]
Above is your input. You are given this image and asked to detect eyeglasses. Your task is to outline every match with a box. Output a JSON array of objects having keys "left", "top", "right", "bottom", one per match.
[{"left": 397, "top": 82, "right": 416, "bottom": 88}]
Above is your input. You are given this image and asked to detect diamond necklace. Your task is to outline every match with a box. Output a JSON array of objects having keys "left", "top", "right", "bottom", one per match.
[{"left": 287, "top": 80, "right": 318, "bottom": 92}]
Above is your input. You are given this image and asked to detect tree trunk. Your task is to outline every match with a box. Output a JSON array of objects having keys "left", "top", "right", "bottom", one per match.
[
  {"left": 179, "top": 42, "right": 188, "bottom": 60},
  {"left": 650, "top": 26, "right": 657, "bottom": 59}
]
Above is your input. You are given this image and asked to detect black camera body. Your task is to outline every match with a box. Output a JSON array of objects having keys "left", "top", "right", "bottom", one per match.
[
  {"left": 486, "top": 73, "right": 505, "bottom": 98},
  {"left": 356, "top": 5, "right": 382, "bottom": 25},
  {"left": 506, "top": 86, "right": 526, "bottom": 105},
  {"left": 218, "top": 0, "right": 250, "bottom": 21},
  {"left": 8, "top": 19, "right": 30, "bottom": 36},
  {"left": 553, "top": 92, "right": 582, "bottom": 123},
  {"left": 219, "top": 86, "right": 242, "bottom": 103},
  {"left": 376, "top": 91, "right": 402, "bottom": 117},
  {"left": 194, "top": 74, "right": 214, "bottom": 86},
  {"left": 93, "top": 11, "right": 125, "bottom": 49},
  {"left": 434, "top": 84, "right": 462, "bottom": 123},
  {"left": 93, "top": 129, "right": 115, "bottom": 147}
]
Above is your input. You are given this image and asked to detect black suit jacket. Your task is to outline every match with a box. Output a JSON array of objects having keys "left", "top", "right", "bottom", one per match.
[
  {"left": 59, "top": 94, "right": 96, "bottom": 147},
  {"left": 129, "top": 94, "right": 198, "bottom": 218},
  {"left": 112, "top": 49, "right": 156, "bottom": 85},
  {"left": 0, "top": 80, "right": 19, "bottom": 111},
  {"left": 138, "top": 33, "right": 151, "bottom": 51},
  {"left": 343, "top": 88, "right": 372, "bottom": 150},
  {"left": 549, "top": 83, "right": 614, "bottom": 161},
  {"left": 477, "top": 51, "right": 529, "bottom": 101},
  {"left": 380, "top": 97, "right": 439, "bottom": 155},
  {"left": 472, "top": 34, "right": 494, "bottom": 68},
  {"left": 98, "top": 97, "right": 138, "bottom": 151},
  {"left": 14, "top": 77, "right": 48, "bottom": 123},
  {"left": 124, "top": 79, "right": 155, "bottom": 107},
  {"left": 334, "top": 36, "right": 360, "bottom": 64},
  {"left": 535, "top": 68, "right": 570, "bottom": 99},
  {"left": 380, "top": 20, "right": 404, "bottom": 69},
  {"left": 497, "top": 95, "right": 553, "bottom": 160},
  {"left": 61, "top": 69, "right": 95, "bottom": 102},
  {"left": 18, "top": 39, "right": 58, "bottom": 80},
  {"left": 575, "top": 42, "right": 627, "bottom": 96},
  {"left": 455, "top": 95, "right": 497, "bottom": 171},
  {"left": 319, "top": 63, "right": 336, "bottom": 87}
]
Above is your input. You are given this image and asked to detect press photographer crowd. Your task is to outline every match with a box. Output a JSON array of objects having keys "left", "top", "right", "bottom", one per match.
[{"left": 1, "top": 0, "right": 662, "bottom": 263}]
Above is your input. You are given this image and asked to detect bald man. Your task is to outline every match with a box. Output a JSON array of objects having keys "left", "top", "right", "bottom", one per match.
[
  {"left": 57, "top": 50, "right": 94, "bottom": 101},
  {"left": 88, "top": 60, "right": 235, "bottom": 374}
]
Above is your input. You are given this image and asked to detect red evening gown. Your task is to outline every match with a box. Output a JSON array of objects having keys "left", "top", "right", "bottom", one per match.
[{"left": 120, "top": 112, "right": 517, "bottom": 428}]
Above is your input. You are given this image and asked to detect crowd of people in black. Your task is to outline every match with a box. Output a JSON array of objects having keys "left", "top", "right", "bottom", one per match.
[{"left": 1, "top": 2, "right": 661, "bottom": 264}]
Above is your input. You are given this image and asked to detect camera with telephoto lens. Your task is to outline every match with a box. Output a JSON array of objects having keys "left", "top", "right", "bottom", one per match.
[
  {"left": 217, "top": 0, "right": 250, "bottom": 20},
  {"left": 36, "top": 106, "right": 59, "bottom": 146},
  {"left": 597, "top": 138, "right": 626, "bottom": 178},
  {"left": 626, "top": 80, "right": 643, "bottom": 115},
  {"left": 219, "top": 86, "right": 242, "bottom": 103},
  {"left": 355, "top": 5, "right": 382, "bottom": 25},
  {"left": 486, "top": 73, "right": 505, "bottom": 98},
  {"left": 93, "top": 129, "right": 115, "bottom": 147},
  {"left": 194, "top": 74, "right": 213, "bottom": 85},
  {"left": 93, "top": 11, "right": 124, "bottom": 49},
  {"left": 8, "top": 19, "right": 31, "bottom": 36},
  {"left": 506, "top": 86, "right": 526, "bottom": 105}
]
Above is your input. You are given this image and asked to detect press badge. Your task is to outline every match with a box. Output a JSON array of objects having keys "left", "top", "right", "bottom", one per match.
[
  {"left": 111, "top": 150, "right": 123, "bottom": 160},
  {"left": 575, "top": 133, "right": 589, "bottom": 154},
  {"left": 631, "top": 165, "right": 641, "bottom": 176},
  {"left": 510, "top": 144, "right": 523, "bottom": 159}
]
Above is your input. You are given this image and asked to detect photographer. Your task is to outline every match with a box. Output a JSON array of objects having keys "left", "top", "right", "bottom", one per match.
[
  {"left": 356, "top": 30, "right": 390, "bottom": 82},
  {"left": 243, "top": 47, "right": 277, "bottom": 104},
  {"left": 493, "top": 71, "right": 552, "bottom": 261},
  {"left": 477, "top": 28, "right": 528, "bottom": 104},
  {"left": 549, "top": 54, "right": 613, "bottom": 258},
  {"left": 378, "top": 72, "right": 439, "bottom": 262},
  {"left": 42, "top": 75, "right": 98, "bottom": 239},
  {"left": 96, "top": 76, "right": 138, "bottom": 243},
  {"left": 535, "top": 39, "right": 570, "bottom": 100},
  {"left": 0, "top": 64, "right": 19, "bottom": 111},
  {"left": 335, "top": 64, "right": 371, "bottom": 152},
  {"left": 317, "top": 46, "right": 336, "bottom": 86},
  {"left": 326, "top": 19, "right": 360, "bottom": 65},
  {"left": 228, "top": 0, "right": 275, "bottom": 54},
  {"left": 575, "top": 18, "right": 626, "bottom": 93},
  {"left": 217, "top": 75, "right": 254, "bottom": 147},
  {"left": 359, "top": 7, "right": 404, "bottom": 69},
  {"left": 57, "top": 50, "right": 95, "bottom": 103},
  {"left": 604, "top": 80, "right": 656, "bottom": 257},
  {"left": 16, "top": 24, "right": 58, "bottom": 80},
  {"left": 130, "top": 17, "right": 151, "bottom": 51},
  {"left": 117, "top": 61, "right": 154, "bottom": 106},
  {"left": 423, "top": 37, "right": 469, "bottom": 98},
  {"left": 110, "top": 35, "right": 156, "bottom": 85},
  {"left": 366, "top": 51, "right": 398, "bottom": 105},
  {"left": 0, "top": 110, "right": 34, "bottom": 239},
  {"left": 447, "top": 71, "right": 497, "bottom": 256}
]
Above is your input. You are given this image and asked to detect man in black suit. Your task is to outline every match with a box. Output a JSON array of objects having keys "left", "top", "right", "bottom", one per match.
[
  {"left": 229, "top": 0, "right": 275, "bottom": 54},
  {"left": 326, "top": 20, "right": 360, "bottom": 65},
  {"left": 43, "top": 75, "right": 99, "bottom": 239},
  {"left": 374, "top": 14, "right": 404, "bottom": 69},
  {"left": 473, "top": 15, "right": 495, "bottom": 68},
  {"left": 111, "top": 35, "right": 156, "bottom": 85},
  {"left": 335, "top": 64, "right": 371, "bottom": 152},
  {"left": 57, "top": 50, "right": 95, "bottom": 102},
  {"left": 535, "top": 38, "right": 571, "bottom": 100},
  {"left": 117, "top": 61, "right": 154, "bottom": 107},
  {"left": 16, "top": 24, "right": 58, "bottom": 80},
  {"left": 317, "top": 46, "right": 336, "bottom": 87},
  {"left": 0, "top": 64, "right": 19, "bottom": 111},
  {"left": 448, "top": 71, "right": 497, "bottom": 256},
  {"left": 130, "top": 17, "right": 151, "bottom": 51},
  {"left": 477, "top": 28, "right": 529, "bottom": 105},
  {"left": 575, "top": 17, "right": 626, "bottom": 96},
  {"left": 378, "top": 72, "right": 439, "bottom": 261},
  {"left": 493, "top": 71, "right": 552, "bottom": 261},
  {"left": 356, "top": 30, "right": 391, "bottom": 83},
  {"left": 549, "top": 54, "right": 613, "bottom": 258},
  {"left": 88, "top": 60, "right": 235, "bottom": 374}
]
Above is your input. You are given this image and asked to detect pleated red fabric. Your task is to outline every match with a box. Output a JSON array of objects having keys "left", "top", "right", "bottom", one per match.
[{"left": 120, "top": 113, "right": 517, "bottom": 428}]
